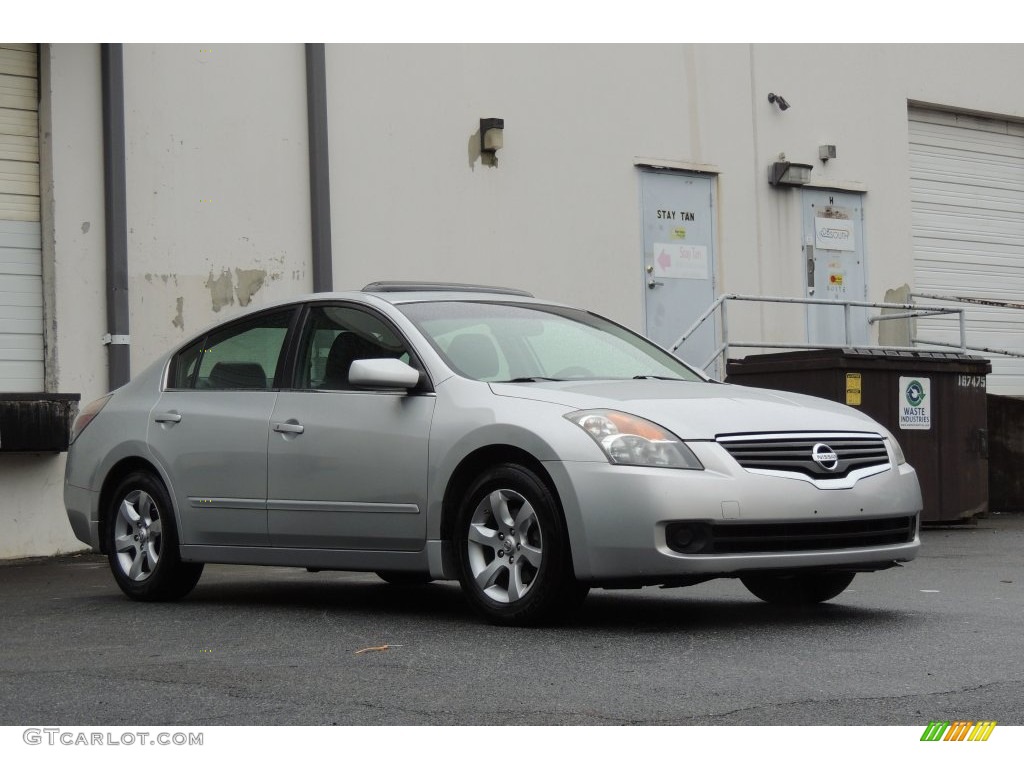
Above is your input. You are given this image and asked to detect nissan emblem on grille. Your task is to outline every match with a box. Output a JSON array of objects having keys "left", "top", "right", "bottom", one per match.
[{"left": 812, "top": 443, "right": 840, "bottom": 471}]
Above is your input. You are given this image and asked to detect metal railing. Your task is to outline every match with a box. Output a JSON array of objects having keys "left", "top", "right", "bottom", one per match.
[
  {"left": 909, "top": 292, "right": 1024, "bottom": 359},
  {"left": 672, "top": 294, "right": 976, "bottom": 372}
]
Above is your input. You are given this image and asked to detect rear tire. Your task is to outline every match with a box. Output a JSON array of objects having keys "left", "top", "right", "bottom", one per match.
[
  {"left": 455, "top": 463, "right": 588, "bottom": 626},
  {"left": 105, "top": 470, "right": 203, "bottom": 601},
  {"left": 741, "top": 572, "right": 855, "bottom": 605}
]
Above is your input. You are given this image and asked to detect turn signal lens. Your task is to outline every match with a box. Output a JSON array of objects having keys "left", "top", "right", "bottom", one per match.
[
  {"left": 566, "top": 409, "right": 703, "bottom": 470},
  {"left": 884, "top": 436, "right": 907, "bottom": 466}
]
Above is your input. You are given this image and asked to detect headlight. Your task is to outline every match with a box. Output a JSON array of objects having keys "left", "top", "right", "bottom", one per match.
[
  {"left": 566, "top": 409, "right": 703, "bottom": 470},
  {"left": 884, "top": 436, "right": 907, "bottom": 466}
]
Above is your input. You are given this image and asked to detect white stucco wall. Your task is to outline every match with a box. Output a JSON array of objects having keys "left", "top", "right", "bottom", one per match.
[
  {"left": 3, "top": 43, "right": 1024, "bottom": 559},
  {"left": 0, "top": 44, "right": 106, "bottom": 559},
  {"left": 326, "top": 44, "right": 707, "bottom": 329},
  {"left": 122, "top": 43, "right": 313, "bottom": 374},
  {"left": 325, "top": 43, "right": 1024, "bottom": 346},
  {"left": 722, "top": 44, "right": 1024, "bottom": 345},
  {"left": 1, "top": 43, "right": 314, "bottom": 558}
]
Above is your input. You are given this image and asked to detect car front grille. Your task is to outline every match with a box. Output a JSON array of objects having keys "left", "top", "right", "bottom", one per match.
[
  {"left": 717, "top": 432, "right": 889, "bottom": 479},
  {"left": 665, "top": 515, "right": 918, "bottom": 555}
]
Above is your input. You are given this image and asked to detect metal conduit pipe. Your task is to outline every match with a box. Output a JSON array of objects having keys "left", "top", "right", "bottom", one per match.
[
  {"left": 305, "top": 43, "right": 333, "bottom": 292},
  {"left": 100, "top": 44, "right": 130, "bottom": 389}
]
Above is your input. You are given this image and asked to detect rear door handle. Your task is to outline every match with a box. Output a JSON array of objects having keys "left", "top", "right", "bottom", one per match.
[
  {"left": 273, "top": 421, "right": 305, "bottom": 435},
  {"left": 154, "top": 412, "right": 182, "bottom": 424}
]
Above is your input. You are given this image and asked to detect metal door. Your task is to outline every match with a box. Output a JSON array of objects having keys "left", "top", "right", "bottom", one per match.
[
  {"left": 147, "top": 390, "right": 276, "bottom": 546},
  {"left": 640, "top": 170, "right": 717, "bottom": 373},
  {"left": 802, "top": 190, "right": 868, "bottom": 345},
  {"left": 0, "top": 44, "right": 43, "bottom": 391},
  {"left": 267, "top": 390, "right": 434, "bottom": 550},
  {"left": 266, "top": 303, "right": 434, "bottom": 551},
  {"left": 146, "top": 307, "right": 293, "bottom": 547}
]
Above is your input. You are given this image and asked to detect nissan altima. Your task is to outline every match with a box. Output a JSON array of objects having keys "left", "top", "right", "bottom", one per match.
[{"left": 65, "top": 282, "right": 921, "bottom": 625}]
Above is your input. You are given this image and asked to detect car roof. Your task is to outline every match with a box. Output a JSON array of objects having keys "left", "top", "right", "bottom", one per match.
[
  {"left": 362, "top": 281, "right": 534, "bottom": 297},
  {"left": 172, "top": 284, "right": 568, "bottom": 352},
  {"left": 287, "top": 283, "right": 561, "bottom": 308}
]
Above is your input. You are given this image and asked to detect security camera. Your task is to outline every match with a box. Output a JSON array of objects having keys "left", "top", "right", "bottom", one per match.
[{"left": 768, "top": 93, "right": 790, "bottom": 111}]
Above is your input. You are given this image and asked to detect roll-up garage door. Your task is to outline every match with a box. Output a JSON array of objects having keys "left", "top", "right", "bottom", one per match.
[
  {"left": 909, "top": 106, "right": 1024, "bottom": 395},
  {"left": 0, "top": 43, "right": 42, "bottom": 392}
]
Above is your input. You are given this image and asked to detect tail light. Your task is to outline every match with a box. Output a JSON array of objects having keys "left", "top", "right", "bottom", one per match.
[{"left": 70, "top": 394, "right": 113, "bottom": 444}]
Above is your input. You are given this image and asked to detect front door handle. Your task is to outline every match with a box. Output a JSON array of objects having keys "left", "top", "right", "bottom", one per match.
[
  {"left": 154, "top": 412, "right": 182, "bottom": 424},
  {"left": 273, "top": 421, "right": 305, "bottom": 435},
  {"left": 648, "top": 279, "right": 664, "bottom": 289}
]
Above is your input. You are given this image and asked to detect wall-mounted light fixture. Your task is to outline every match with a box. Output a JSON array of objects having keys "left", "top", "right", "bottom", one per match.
[
  {"left": 767, "top": 93, "right": 790, "bottom": 111},
  {"left": 768, "top": 160, "right": 813, "bottom": 187},
  {"left": 480, "top": 117, "right": 504, "bottom": 159},
  {"left": 819, "top": 144, "right": 837, "bottom": 163}
]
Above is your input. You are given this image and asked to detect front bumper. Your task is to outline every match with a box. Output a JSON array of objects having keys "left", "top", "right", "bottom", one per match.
[{"left": 545, "top": 441, "right": 922, "bottom": 583}]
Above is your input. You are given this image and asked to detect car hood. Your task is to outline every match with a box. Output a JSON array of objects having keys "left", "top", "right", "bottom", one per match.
[{"left": 488, "top": 380, "right": 882, "bottom": 439}]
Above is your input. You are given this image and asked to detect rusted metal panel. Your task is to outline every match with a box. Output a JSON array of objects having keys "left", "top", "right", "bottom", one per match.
[
  {"left": 727, "top": 350, "right": 991, "bottom": 524},
  {"left": 0, "top": 393, "right": 80, "bottom": 452},
  {"left": 988, "top": 394, "right": 1024, "bottom": 512}
]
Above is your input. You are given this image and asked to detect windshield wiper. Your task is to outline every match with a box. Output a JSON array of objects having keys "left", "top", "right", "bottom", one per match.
[
  {"left": 632, "top": 374, "right": 686, "bottom": 381},
  {"left": 500, "top": 376, "right": 565, "bottom": 383}
]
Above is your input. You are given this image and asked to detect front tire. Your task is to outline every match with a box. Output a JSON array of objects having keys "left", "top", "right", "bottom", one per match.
[
  {"left": 106, "top": 470, "right": 203, "bottom": 601},
  {"left": 741, "top": 572, "right": 855, "bottom": 605},
  {"left": 455, "top": 463, "right": 587, "bottom": 626}
]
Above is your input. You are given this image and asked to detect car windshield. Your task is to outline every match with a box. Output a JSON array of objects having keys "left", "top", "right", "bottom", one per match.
[{"left": 398, "top": 301, "right": 705, "bottom": 383}]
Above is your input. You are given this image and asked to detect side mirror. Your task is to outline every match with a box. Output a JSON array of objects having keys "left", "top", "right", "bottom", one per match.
[{"left": 348, "top": 358, "right": 421, "bottom": 390}]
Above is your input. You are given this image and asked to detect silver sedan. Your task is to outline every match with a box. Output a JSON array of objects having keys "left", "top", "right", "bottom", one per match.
[{"left": 65, "top": 282, "right": 921, "bottom": 625}]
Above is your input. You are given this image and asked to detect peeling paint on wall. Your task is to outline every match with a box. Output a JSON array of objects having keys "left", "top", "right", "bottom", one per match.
[
  {"left": 235, "top": 268, "right": 267, "bottom": 307},
  {"left": 205, "top": 269, "right": 235, "bottom": 312},
  {"left": 144, "top": 273, "right": 179, "bottom": 286},
  {"left": 880, "top": 284, "right": 914, "bottom": 347},
  {"left": 172, "top": 296, "right": 184, "bottom": 329}
]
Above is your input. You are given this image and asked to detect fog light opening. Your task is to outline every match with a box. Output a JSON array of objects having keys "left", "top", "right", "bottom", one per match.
[{"left": 666, "top": 523, "right": 710, "bottom": 554}]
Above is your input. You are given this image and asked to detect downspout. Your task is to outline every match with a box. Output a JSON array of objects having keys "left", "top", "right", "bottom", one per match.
[
  {"left": 305, "top": 43, "right": 333, "bottom": 292},
  {"left": 100, "top": 44, "right": 130, "bottom": 389},
  {"left": 305, "top": 43, "right": 334, "bottom": 292}
]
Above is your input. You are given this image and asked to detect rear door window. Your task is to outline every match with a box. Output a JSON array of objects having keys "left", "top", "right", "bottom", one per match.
[{"left": 169, "top": 310, "right": 293, "bottom": 390}]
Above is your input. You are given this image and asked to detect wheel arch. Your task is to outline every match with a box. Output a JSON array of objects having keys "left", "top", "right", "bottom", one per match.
[
  {"left": 439, "top": 444, "right": 575, "bottom": 571},
  {"left": 97, "top": 456, "right": 175, "bottom": 555}
]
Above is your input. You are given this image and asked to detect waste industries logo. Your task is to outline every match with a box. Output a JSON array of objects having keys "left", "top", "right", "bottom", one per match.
[
  {"left": 920, "top": 721, "right": 997, "bottom": 742},
  {"left": 899, "top": 376, "right": 931, "bottom": 430},
  {"left": 905, "top": 380, "right": 926, "bottom": 407}
]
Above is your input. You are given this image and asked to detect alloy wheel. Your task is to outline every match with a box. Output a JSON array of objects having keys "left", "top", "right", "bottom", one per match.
[
  {"left": 466, "top": 489, "right": 544, "bottom": 604},
  {"left": 113, "top": 490, "right": 163, "bottom": 582}
]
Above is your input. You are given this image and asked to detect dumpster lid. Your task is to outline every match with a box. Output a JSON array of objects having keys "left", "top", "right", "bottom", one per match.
[{"left": 726, "top": 348, "right": 993, "bottom": 375}]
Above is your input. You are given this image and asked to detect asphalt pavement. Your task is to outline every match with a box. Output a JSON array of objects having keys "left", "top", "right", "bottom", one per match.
[{"left": 1, "top": 514, "right": 1022, "bottom": 725}]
